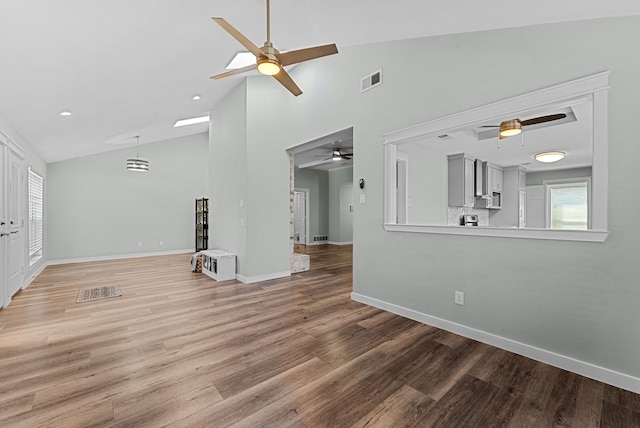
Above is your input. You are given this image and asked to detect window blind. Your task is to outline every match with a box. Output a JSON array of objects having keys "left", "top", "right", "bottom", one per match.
[{"left": 28, "top": 168, "right": 44, "bottom": 258}]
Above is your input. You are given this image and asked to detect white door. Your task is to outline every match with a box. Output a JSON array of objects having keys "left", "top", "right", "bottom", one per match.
[
  {"left": 293, "top": 190, "right": 308, "bottom": 244},
  {"left": 518, "top": 190, "right": 526, "bottom": 228},
  {"left": 7, "top": 151, "right": 24, "bottom": 298},
  {"left": 0, "top": 145, "right": 6, "bottom": 307}
]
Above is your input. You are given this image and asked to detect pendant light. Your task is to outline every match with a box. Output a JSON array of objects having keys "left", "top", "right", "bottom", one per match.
[{"left": 126, "top": 135, "right": 149, "bottom": 172}]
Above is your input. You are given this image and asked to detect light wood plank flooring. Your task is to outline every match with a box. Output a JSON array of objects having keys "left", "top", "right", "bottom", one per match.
[{"left": 1, "top": 245, "right": 639, "bottom": 427}]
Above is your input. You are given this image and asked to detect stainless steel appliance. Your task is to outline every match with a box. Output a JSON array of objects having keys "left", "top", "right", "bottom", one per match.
[{"left": 462, "top": 214, "right": 479, "bottom": 226}]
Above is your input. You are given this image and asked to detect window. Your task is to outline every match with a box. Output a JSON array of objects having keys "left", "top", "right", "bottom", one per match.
[
  {"left": 546, "top": 178, "right": 591, "bottom": 230},
  {"left": 28, "top": 167, "right": 44, "bottom": 263}
]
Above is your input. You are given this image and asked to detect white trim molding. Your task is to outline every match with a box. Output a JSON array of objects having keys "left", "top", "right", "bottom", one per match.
[
  {"left": 48, "top": 249, "right": 194, "bottom": 265},
  {"left": 352, "top": 292, "right": 640, "bottom": 394},
  {"left": 382, "top": 71, "right": 610, "bottom": 241},
  {"left": 236, "top": 270, "right": 291, "bottom": 284},
  {"left": 384, "top": 223, "right": 608, "bottom": 242}
]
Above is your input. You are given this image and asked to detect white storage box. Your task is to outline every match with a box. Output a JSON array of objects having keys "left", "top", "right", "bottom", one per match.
[{"left": 201, "top": 250, "right": 236, "bottom": 281}]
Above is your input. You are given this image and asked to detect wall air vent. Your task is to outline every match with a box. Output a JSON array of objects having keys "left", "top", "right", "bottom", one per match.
[{"left": 361, "top": 69, "right": 383, "bottom": 93}]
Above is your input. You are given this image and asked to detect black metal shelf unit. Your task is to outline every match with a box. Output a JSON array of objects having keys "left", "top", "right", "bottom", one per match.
[{"left": 195, "top": 198, "right": 209, "bottom": 251}]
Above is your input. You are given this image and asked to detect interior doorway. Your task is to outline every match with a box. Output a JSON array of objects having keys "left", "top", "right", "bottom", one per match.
[{"left": 293, "top": 188, "right": 310, "bottom": 245}]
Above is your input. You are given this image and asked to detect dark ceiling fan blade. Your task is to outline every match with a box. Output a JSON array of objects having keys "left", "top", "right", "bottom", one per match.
[
  {"left": 479, "top": 125, "right": 499, "bottom": 128},
  {"left": 342, "top": 155, "right": 352, "bottom": 160},
  {"left": 212, "top": 17, "right": 264, "bottom": 58},
  {"left": 210, "top": 64, "right": 257, "bottom": 80},
  {"left": 278, "top": 44, "right": 339, "bottom": 66},
  {"left": 272, "top": 68, "right": 302, "bottom": 96},
  {"left": 520, "top": 113, "right": 567, "bottom": 127}
]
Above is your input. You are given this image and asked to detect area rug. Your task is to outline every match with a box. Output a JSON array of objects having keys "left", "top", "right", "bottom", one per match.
[{"left": 76, "top": 285, "right": 122, "bottom": 303}]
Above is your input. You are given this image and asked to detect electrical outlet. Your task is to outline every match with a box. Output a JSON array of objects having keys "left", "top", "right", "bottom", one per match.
[
  {"left": 359, "top": 193, "right": 366, "bottom": 204},
  {"left": 454, "top": 291, "right": 465, "bottom": 306},
  {"left": 138, "top": 241, "right": 143, "bottom": 247},
  {"left": 159, "top": 240, "right": 164, "bottom": 246}
]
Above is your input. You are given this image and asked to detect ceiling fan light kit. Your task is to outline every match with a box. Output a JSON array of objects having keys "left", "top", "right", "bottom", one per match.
[
  {"left": 499, "top": 119, "right": 522, "bottom": 139},
  {"left": 534, "top": 151, "right": 566, "bottom": 163},
  {"left": 257, "top": 59, "right": 281, "bottom": 76},
  {"left": 210, "top": 0, "right": 338, "bottom": 96},
  {"left": 485, "top": 113, "right": 568, "bottom": 141}
]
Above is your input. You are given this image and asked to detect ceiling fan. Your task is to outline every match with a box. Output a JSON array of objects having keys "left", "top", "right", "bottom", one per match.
[
  {"left": 210, "top": 0, "right": 338, "bottom": 96},
  {"left": 326, "top": 148, "right": 352, "bottom": 161},
  {"left": 481, "top": 113, "right": 567, "bottom": 139}
]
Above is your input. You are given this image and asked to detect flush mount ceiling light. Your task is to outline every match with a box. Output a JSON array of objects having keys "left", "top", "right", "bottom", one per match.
[
  {"left": 534, "top": 151, "right": 566, "bottom": 163},
  {"left": 126, "top": 135, "right": 149, "bottom": 172},
  {"left": 192, "top": 95, "right": 201, "bottom": 101},
  {"left": 60, "top": 111, "right": 72, "bottom": 117},
  {"left": 173, "top": 115, "right": 210, "bottom": 127}
]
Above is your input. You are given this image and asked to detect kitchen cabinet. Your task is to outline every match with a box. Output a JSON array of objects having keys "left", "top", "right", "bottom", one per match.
[
  {"left": 447, "top": 153, "right": 476, "bottom": 207},
  {"left": 491, "top": 165, "right": 526, "bottom": 227},
  {"left": 475, "top": 161, "right": 503, "bottom": 209},
  {"left": 488, "top": 163, "right": 503, "bottom": 193}
]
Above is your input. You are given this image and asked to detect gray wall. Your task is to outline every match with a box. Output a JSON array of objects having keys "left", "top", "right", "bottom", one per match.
[
  {"left": 328, "top": 167, "right": 353, "bottom": 243},
  {"left": 211, "top": 16, "right": 640, "bottom": 380},
  {"left": 526, "top": 166, "right": 593, "bottom": 185},
  {"left": 210, "top": 83, "right": 248, "bottom": 274},
  {"left": 294, "top": 168, "right": 329, "bottom": 240},
  {"left": 48, "top": 133, "right": 208, "bottom": 261}
]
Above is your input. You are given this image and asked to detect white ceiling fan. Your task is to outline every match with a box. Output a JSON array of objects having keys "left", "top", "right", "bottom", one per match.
[{"left": 210, "top": 0, "right": 339, "bottom": 96}]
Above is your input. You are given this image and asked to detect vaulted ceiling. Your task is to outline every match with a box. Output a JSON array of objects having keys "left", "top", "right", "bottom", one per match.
[{"left": 1, "top": 1, "right": 639, "bottom": 163}]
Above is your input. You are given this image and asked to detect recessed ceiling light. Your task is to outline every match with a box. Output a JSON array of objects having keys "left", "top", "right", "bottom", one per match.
[
  {"left": 534, "top": 151, "right": 566, "bottom": 163},
  {"left": 192, "top": 95, "right": 201, "bottom": 101},
  {"left": 174, "top": 115, "right": 210, "bottom": 128},
  {"left": 60, "top": 111, "right": 72, "bottom": 116},
  {"left": 226, "top": 52, "right": 255, "bottom": 70}
]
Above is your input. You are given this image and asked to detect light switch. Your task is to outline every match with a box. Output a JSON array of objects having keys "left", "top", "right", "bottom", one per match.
[{"left": 359, "top": 194, "right": 366, "bottom": 204}]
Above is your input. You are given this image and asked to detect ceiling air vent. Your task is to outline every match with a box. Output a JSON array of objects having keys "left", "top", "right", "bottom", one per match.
[{"left": 361, "top": 69, "right": 382, "bottom": 93}]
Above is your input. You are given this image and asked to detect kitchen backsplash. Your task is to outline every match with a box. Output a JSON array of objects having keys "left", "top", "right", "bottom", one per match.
[{"left": 448, "top": 206, "right": 490, "bottom": 226}]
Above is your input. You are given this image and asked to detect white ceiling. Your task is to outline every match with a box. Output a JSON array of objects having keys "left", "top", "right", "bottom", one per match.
[{"left": 1, "top": 1, "right": 639, "bottom": 163}]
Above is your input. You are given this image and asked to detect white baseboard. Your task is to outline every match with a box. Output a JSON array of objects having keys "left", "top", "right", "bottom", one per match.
[
  {"left": 23, "top": 261, "right": 48, "bottom": 290},
  {"left": 351, "top": 292, "right": 640, "bottom": 394},
  {"left": 48, "top": 249, "right": 194, "bottom": 266},
  {"left": 236, "top": 270, "right": 291, "bottom": 284},
  {"left": 327, "top": 241, "right": 353, "bottom": 246}
]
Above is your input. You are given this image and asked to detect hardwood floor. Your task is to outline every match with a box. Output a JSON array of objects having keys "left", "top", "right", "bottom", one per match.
[{"left": 1, "top": 245, "right": 638, "bottom": 427}]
